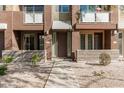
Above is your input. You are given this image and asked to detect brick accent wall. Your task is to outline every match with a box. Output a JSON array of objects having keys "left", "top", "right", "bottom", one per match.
[{"left": 77, "top": 49, "right": 119, "bottom": 62}]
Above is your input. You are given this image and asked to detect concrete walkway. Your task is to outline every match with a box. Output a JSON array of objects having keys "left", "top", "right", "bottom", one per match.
[{"left": 45, "top": 61, "right": 79, "bottom": 88}]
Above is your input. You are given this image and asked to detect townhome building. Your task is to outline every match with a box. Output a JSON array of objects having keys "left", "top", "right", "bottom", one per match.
[{"left": 0, "top": 5, "right": 119, "bottom": 61}]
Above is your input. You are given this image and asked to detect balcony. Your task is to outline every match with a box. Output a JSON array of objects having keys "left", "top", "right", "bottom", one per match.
[
  {"left": 24, "top": 12, "right": 43, "bottom": 24},
  {"left": 52, "top": 12, "right": 72, "bottom": 29},
  {"left": 80, "top": 12, "right": 110, "bottom": 23},
  {"left": 75, "top": 11, "right": 117, "bottom": 30}
]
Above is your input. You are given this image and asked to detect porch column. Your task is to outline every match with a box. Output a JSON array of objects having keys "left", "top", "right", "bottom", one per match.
[
  {"left": 4, "top": 12, "right": 13, "bottom": 50},
  {"left": 72, "top": 31, "right": 80, "bottom": 61},
  {"left": 44, "top": 5, "right": 52, "bottom": 60},
  {"left": 44, "top": 34, "right": 52, "bottom": 60}
]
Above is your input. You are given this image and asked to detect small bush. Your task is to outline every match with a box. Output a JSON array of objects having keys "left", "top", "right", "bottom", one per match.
[
  {"left": 31, "top": 53, "right": 41, "bottom": 66},
  {"left": 2, "top": 56, "right": 14, "bottom": 66},
  {"left": 0, "top": 65, "right": 7, "bottom": 75},
  {"left": 99, "top": 53, "right": 111, "bottom": 66}
]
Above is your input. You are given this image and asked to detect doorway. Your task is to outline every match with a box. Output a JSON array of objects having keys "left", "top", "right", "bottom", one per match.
[
  {"left": 94, "top": 32, "right": 103, "bottom": 49},
  {"left": 57, "top": 32, "right": 67, "bottom": 57},
  {"left": 23, "top": 33, "right": 35, "bottom": 50},
  {"left": 52, "top": 32, "right": 72, "bottom": 58}
]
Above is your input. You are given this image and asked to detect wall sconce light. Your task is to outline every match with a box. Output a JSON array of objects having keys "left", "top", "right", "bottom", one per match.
[
  {"left": 113, "top": 30, "right": 118, "bottom": 35},
  {"left": 112, "top": 30, "right": 118, "bottom": 36}
]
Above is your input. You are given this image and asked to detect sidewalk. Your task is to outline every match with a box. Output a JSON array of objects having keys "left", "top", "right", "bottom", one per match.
[{"left": 45, "top": 61, "right": 79, "bottom": 88}]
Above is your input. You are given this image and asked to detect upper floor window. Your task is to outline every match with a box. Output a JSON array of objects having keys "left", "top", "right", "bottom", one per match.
[
  {"left": 24, "top": 5, "right": 44, "bottom": 24},
  {"left": 56, "top": 5, "right": 70, "bottom": 13},
  {"left": 80, "top": 5, "right": 110, "bottom": 12},
  {"left": 80, "top": 5, "right": 96, "bottom": 12},
  {"left": 24, "top": 5, "right": 44, "bottom": 13}
]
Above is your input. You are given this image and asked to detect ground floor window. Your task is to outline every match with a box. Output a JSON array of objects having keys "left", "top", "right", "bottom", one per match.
[
  {"left": 80, "top": 32, "right": 103, "bottom": 50},
  {"left": 80, "top": 34, "right": 85, "bottom": 49},
  {"left": 22, "top": 32, "right": 44, "bottom": 50},
  {"left": 37, "top": 33, "right": 44, "bottom": 50},
  {"left": 23, "top": 33, "right": 35, "bottom": 50}
]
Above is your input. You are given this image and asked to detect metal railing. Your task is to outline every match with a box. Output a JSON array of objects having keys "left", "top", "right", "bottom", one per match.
[
  {"left": 80, "top": 12, "right": 111, "bottom": 23},
  {"left": 24, "top": 12, "right": 43, "bottom": 24}
]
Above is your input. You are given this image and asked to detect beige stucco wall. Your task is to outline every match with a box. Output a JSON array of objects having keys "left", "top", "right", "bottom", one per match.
[
  {"left": 52, "top": 5, "right": 71, "bottom": 21},
  {"left": 5, "top": 5, "right": 21, "bottom": 11}
]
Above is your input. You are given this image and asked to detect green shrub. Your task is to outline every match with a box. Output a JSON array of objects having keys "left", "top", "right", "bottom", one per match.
[
  {"left": 0, "top": 65, "right": 7, "bottom": 75},
  {"left": 31, "top": 53, "right": 41, "bottom": 66},
  {"left": 99, "top": 53, "right": 111, "bottom": 66},
  {"left": 2, "top": 56, "right": 14, "bottom": 66}
]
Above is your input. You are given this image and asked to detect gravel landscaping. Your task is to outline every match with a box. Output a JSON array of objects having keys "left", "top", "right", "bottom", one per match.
[
  {"left": 73, "top": 61, "right": 124, "bottom": 88},
  {"left": 1, "top": 60, "right": 124, "bottom": 88},
  {"left": 0, "top": 62, "right": 53, "bottom": 88}
]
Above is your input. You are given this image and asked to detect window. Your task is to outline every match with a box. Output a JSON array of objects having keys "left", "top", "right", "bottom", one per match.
[
  {"left": 34, "top": 5, "right": 44, "bottom": 12},
  {"left": 80, "top": 5, "right": 110, "bottom": 12},
  {"left": 80, "top": 34, "right": 85, "bottom": 50},
  {"left": 25, "top": 5, "right": 33, "bottom": 13},
  {"left": 24, "top": 5, "right": 44, "bottom": 23},
  {"left": 88, "top": 34, "right": 93, "bottom": 49},
  {"left": 24, "top": 5, "right": 44, "bottom": 13},
  {"left": 56, "top": 5, "right": 70, "bottom": 12},
  {"left": 80, "top": 34, "right": 93, "bottom": 50},
  {"left": 80, "top": 5, "right": 96, "bottom": 12}
]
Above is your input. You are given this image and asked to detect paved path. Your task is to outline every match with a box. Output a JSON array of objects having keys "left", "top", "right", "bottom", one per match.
[{"left": 45, "top": 61, "right": 79, "bottom": 88}]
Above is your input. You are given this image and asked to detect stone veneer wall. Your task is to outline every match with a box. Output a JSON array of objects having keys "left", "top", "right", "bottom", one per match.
[
  {"left": 2, "top": 50, "right": 45, "bottom": 62},
  {"left": 77, "top": 49, "right": 119, "bottom": 62}
]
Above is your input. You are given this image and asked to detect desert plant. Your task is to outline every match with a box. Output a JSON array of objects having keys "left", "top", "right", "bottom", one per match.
[
  {"left": 99, "top": 53, "right": 111, "bottom": 66},
  {"left": 0, "top": 65, "right": 7, "bottom": 75},
  {"left": 31, "top": 53, "right": 41, "bottom": 66},
  {"left": 0, "top": 55, "right": 14, "bottom": 76},
  {"left": 2, "top": 55, "right": 14, "bottom": 66}
]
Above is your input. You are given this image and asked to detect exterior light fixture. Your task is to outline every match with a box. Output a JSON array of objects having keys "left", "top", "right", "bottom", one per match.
[
  {"left": 114, "top": 30, "right": 118, "bottom": 35},
  {"left": 111, "top": 30, "right": 118, "bottom": 36}
]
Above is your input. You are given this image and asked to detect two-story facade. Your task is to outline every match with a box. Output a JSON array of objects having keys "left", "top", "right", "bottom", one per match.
[
  {"left": 0, "top": 5, "right": 52, "bottom": 59},
  {"left": 0, "top": 5, "right": 118, "bottom": 61}
]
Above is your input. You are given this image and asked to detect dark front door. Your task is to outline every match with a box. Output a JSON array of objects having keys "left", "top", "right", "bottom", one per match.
[
  {"left": 0, "top": 32, "right": 4, "bottom": 57},
  {"left": 94, "top": 32, "right": 103, "bottom": 49},
  {"left": 57, "top": 32, "right": 67, "bottom": 57}
]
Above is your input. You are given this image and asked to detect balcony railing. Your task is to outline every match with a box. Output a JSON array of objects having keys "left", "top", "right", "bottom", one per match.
[
  {"left": 80, "top": 12, "right": 110, "bottom": 23},
  {"left": 24, "top": 12, "right": 43, "bottom": 24}
]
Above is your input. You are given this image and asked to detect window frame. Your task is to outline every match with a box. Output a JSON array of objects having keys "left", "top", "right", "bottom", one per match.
[
  {"left": 24, "top": 5, "right": 44, "bottom": 13},
  {"left": 56, "top": 5, "right": 70, "bottom": 13},
  {"left": 23, "top": 5, "right": 44, "bottom": 24}
]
